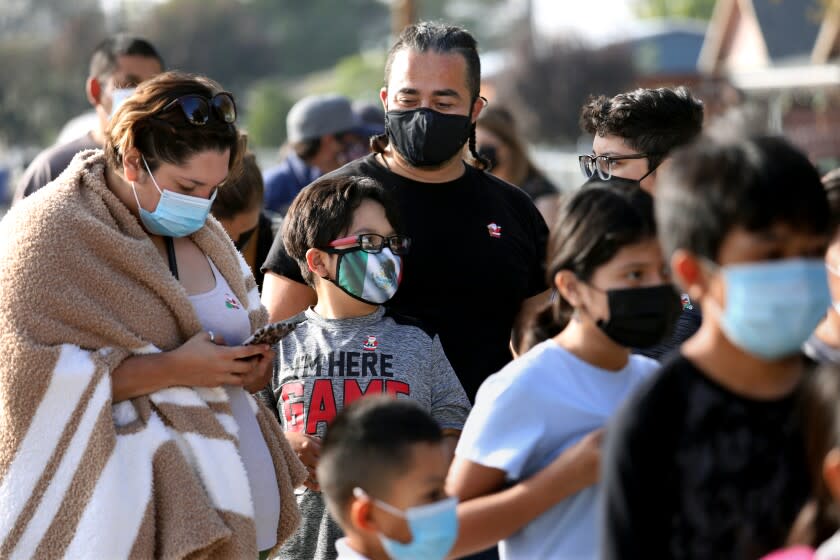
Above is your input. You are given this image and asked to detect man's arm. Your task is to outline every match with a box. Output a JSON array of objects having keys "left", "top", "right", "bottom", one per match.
[{"left": 261, "top": 272, "right": 317, "bottom": 322}]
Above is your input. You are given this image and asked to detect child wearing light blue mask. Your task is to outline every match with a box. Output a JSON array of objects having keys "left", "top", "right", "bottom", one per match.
[
  {"left": 318, "top": 398, "right": 457, "bottom": 560},
  {"left": 602, "top": 135, "right": 835, "bottom": 559},
  {"left": 319, "top": 397, "right": 604, "bottom": 560}
]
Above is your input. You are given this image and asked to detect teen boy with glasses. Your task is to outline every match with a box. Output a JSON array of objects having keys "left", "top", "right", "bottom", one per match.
[{"left": 578, "top": 86, "right": 705, "bottom": 360}]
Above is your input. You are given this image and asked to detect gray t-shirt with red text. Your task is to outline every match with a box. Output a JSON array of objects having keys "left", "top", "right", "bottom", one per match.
[{"left": 258, "top": 306, "right": 470, "bottom": 560}]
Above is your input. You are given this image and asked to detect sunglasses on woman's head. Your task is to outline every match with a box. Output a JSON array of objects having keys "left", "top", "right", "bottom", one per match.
[{"left": 160, "top": 92, "right": 237, "bottom": 126}]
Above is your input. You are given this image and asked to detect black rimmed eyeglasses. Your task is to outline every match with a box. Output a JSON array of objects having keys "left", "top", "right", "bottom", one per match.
[
  {"left": 578, "top": 152, "right": 658, "bottom": 180},
  {"left": 161, "top": 92, "right": 237, "bottom": 126},
  {"left": 325, "top": 234, "right": 412, "bottom": 255}
]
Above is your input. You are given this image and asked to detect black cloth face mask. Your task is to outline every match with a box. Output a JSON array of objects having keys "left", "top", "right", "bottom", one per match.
[
  {"left": 582, "top": 174, "right": 643, "bottom": 191},
  {"left": 594, "top": 284, "right": 682, "bottom": 348},
  {"left": 234, "top": 225, "right": 257, "bottom": 251},
  {"left": 385, "top": 108, "right": 472, "bottom": 167}
]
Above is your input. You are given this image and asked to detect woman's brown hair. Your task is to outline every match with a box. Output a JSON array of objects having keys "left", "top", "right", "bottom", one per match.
[
  {"left": 105, "top": 71, "right": 245, "bottom": 177},
  {"left": 476, "top": 105, "right": 538, "bottom": 187}
]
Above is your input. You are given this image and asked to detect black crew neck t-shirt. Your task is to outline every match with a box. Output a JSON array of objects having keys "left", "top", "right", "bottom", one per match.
[
  {"left": 602, "top": 353, "right": 810, "bottom": 559},
  {"left": 262, "top": 154, "right": 549, "bottom": 400}
]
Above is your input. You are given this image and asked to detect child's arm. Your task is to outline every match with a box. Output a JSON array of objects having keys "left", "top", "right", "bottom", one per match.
[{"left": 446, "top": 429, "right": 603, "bottom": 559}]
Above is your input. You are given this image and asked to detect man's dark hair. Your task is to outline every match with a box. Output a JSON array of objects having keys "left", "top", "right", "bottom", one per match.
[
  {"left": 318, "top": 396, "right": 443, "bottom": 525},
  {"left": 372, "top": 21, "right": 488, "bottom": 170},
  {"left": 282, "top": 175, "right": 403, "bottom": 284},
  {"left": 211, "top": 152, "right": 263, "bottom": 220},
  {"left": 579, "top": 86, "right": 704, "bottom": 172},
  {"left": 656, "top": 135, "right": 832, "bottom": 261},
  {"left": 89, "top": 34, "right": 164, "bottom": 81}
]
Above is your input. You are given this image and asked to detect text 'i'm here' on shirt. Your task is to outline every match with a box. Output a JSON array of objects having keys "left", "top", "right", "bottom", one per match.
[{"left": 257, "top": 305, "right": 471, "bottom": 560}]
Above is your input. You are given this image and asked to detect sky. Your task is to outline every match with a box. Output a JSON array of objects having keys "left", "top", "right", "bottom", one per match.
[
  {"left": 99, "top": 0, "right": 640, "bottom": 42},
  {"left": 532, "top": 0, "right": 639, "bottom": 43}
]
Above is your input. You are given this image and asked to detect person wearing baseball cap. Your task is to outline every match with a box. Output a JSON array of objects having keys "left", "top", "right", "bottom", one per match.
[{"left": 263, "top": 94, "right": 371, "bottom": 214}]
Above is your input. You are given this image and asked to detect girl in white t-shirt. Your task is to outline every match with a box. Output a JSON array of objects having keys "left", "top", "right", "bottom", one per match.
[{"left": 447, "top": 184, "right": 681, "bottom": 559}]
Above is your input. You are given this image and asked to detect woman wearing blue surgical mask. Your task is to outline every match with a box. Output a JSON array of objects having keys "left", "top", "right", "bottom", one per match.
[{"left": 0, "top": 72, "right": 306, "bottom": 558}]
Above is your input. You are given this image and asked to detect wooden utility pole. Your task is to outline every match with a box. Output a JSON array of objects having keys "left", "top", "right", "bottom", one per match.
[{"left": 391, "top": 0, "right": 416, "bottom": 37}]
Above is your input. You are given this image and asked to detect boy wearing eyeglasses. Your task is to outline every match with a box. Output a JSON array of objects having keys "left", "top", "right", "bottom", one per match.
[
  {"left": 577, "top": 87, "right": 705, "bottom": 361},
  {"left": 257, "top": 175, "right": 471, "bottom": 560}
]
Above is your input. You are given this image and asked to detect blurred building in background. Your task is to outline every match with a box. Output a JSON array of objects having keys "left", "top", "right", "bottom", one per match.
[{"left": 699, "top": 0, "right": 840, "bottom": 170}]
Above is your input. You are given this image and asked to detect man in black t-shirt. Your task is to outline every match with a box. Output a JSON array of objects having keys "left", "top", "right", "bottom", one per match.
[
  {"left": 261, "top": 22, "right": 549, "bottom": 403},
  {"left": 602, "top": 136, "right": 833, "bottom": 559}
]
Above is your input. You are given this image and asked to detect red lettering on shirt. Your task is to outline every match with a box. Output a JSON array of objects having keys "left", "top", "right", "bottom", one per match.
[
  {"left": 280, "top": 381, "right": 305, "bottom": 432},
  {"left": 344, "top": 379, "right": 385, "bottom": 406},
  {"left": 385, "top": 380, "right": 410, "bottom": 397}
]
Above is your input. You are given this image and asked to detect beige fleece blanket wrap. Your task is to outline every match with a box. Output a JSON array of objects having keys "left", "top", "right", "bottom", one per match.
[{"left": 0, "top": 150, "right": 307, "bottom": 559}]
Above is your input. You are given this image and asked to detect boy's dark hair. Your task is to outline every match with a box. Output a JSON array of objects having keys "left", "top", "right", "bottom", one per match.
[
  {"left": 656, "top": 135, "right": 832, "bottom": 261},
  {"left": 579, "top": 86, "right": 704, "bottom": 172},
  {"left": 318, "top": 396, "right": 443, "bottom": 525},
  {"left": 524, "top": 184, "right": 656, "bottom": 350},
  {"left": 786, "top": 363, "right": 840, "bottom": 546},
  {"left": 211, "top": 152, "right": 263, "bottom": 220},
  {"left": 372, "top": 21, "right": 488, "bottom": 170},
  {"left": 89, "top": 34, "right": 164, "bottom": 81},
  {"left": 282, "top": 175, "right": 403, "bottom": 284}
]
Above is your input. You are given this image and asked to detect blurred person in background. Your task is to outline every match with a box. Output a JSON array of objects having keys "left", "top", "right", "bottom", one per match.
[
  {"left": 14, "top": 33, "right": 164, "bottom": 202},
  {"left": 762, "top": 364, "right": 840, "bottom": 559},
  {"left": 262, "top": 94, "right": 370, "bottom": 215},
  {"left": 475, "top": 105, "right": 557, "bottom": 203},
  {"left": 803, "top": 169, "right": 840, "bottom": 364},
  {"left": 350, "top": 100, "right": 386, "bottom": 158},
  {"left": 211, "top": 151, "right": 279, "bottom": 292}
]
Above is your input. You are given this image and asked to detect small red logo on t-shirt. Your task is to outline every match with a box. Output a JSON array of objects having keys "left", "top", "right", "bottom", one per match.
[
  {"left": 487, "top": 223, "right": 502, "bottom": 238},
  {"left": 363, "top": 336, "right": 378, "bottom": 351},
  {"left": 224, "top": 294, "right": 241, "bottom": 309}
]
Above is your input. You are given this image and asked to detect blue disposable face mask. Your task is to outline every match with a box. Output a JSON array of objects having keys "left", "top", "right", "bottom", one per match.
[
  {"left": 131, "top": 155, "right": 216, "bottom": 237},
  {"left": 353, "top": 488, "right": 458, "bottom": 560},
  {"left": 708, "top": 258, "right": 830, "bottom": 360},
  {"left": 110, "top": 87, "right": 135, "bottom": 117}
]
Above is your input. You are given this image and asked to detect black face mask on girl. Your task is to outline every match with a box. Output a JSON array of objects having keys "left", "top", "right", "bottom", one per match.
[
  {"left": 385, "top": 108, "right": 473, "bottom": 167},
  {"left": 593, "top": 284, "right": 682, "bottom": 348}
]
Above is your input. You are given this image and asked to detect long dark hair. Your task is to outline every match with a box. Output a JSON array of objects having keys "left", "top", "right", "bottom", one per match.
[
  {"left": 523, "top": 184, "right": 656, "bottom": 351},
  {"left": 787, "top": 364, "right": 840, "bottom": 546}
]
